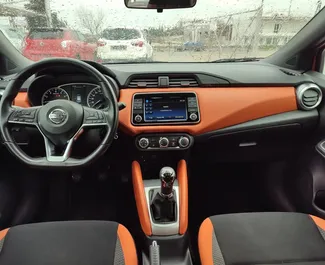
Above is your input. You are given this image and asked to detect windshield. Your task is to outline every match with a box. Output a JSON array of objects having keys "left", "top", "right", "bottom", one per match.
[
  {"left": 102, "top": 28, "right": 141, "bottom": 40},
  {"left": 0, "top": 0, "right": 324, "bottom": 63},
  {"left": 4, "top": 28, "right": 21, "bottom": 39},
  {"left": 28, "top": 28, "right": 64, "bottom": 39}
]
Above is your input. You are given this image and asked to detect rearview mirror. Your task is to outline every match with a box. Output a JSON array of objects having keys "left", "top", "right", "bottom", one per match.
[{"left": 125, "top": 0, "right": 196, "bottom": 10}]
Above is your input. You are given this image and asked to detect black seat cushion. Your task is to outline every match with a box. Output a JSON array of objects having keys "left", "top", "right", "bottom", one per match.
[
  {"left": 199, "top": 212, "right": 325, "bottom": 265},
  {"left": 0, "top": 221, "right": 134, "bottom": 265}
]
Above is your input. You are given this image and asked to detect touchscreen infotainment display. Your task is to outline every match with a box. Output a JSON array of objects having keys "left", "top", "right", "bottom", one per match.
[{"left": 144, "top": 95, "right": 187, "bottom": 122}]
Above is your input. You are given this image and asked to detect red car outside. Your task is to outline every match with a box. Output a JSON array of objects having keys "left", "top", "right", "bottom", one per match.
[{"left": 22, "top": 28, "right": 98, "bottom": 61}]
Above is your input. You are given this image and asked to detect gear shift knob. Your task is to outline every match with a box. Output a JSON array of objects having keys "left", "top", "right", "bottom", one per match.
[{"left": 159, "top": 167, "right": 176, "bottom": 198}]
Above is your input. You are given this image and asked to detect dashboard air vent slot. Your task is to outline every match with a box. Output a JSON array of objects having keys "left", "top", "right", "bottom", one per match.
[
  {"left": 169, "top": 77, "right": 199, "bottom": 87},
  {"left": 296, "top": 83, "right": 322, "bottom": 110},
  {"left": 128, "top": 78, "right": 158, "bottom": 88}
]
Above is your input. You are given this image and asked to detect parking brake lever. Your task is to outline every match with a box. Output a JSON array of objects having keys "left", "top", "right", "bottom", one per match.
[{"left": 150, "top": 241, "right": 161, "bottom": 265}]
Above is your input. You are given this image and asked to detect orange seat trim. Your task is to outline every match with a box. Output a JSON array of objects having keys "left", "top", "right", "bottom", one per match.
[
  {"left": 198, "top": 218, "right": 214, "bottom": 265},
  {"left": 117, "top": 224, "right": 138, "bottom": 265}
]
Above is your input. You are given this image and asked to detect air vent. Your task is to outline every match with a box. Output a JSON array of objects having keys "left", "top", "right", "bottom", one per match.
[
  {"left": 169, "top": 77, "right": 199, "bottom": 87},
  {"left": 127, "top": 75, "right": 199, "bottom": 88},
  {"left": 296, "top": 83, "right": 322, "bottom": 110},
  {"left": 128, "top": 78, "right": 158, "bottom": 88},
  {"left": 280, "top": 69, "right": 302, "bottom": 76}
]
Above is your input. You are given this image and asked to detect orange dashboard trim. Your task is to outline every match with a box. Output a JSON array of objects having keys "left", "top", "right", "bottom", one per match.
[
  {"left": 14, "top": 87, "right": 297, "bottom": 136},
  {"left": 14, "top": 92, "right": 30, "bottom": 108},
  {"left": 119, "top": 87, "right": 297, "bottom": 136}
]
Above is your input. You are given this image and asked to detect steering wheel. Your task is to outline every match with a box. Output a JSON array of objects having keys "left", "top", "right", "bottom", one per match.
[{"left": 0, "top": 58, "right": 119, "bottom": 169}]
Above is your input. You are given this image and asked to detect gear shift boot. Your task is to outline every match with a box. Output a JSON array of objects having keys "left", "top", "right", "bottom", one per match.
[{"left": 150, "top": 189, "right": 176, "bottom": 222}]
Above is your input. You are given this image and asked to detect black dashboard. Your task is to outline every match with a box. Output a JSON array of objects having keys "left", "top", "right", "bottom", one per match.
[{"left": 0, "top": 61, "right": 324, "bottom": 93}]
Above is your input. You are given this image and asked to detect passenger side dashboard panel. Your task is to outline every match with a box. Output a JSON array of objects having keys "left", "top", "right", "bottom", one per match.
[{"left": 119, "top": 87, "right": 297, "bottom": 135}]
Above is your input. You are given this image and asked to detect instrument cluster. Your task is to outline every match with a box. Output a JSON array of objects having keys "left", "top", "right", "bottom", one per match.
[
  {"left": 27, "top": 73, "right": 113, "bottom": 110},
  {"left": 41, "top": 83, "right": 108, "bottom": 109}
]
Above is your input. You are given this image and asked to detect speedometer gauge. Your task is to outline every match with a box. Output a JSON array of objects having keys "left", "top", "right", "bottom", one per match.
[
  {"left": 41, "top": 87, "right": 70, "bottom": 105},
  {"left": 87, "top": 87, "right": 108, "bottom": 109}
]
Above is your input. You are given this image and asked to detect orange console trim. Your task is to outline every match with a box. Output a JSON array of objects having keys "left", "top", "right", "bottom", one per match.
[
  {"left": 178, "top": 159, "right": 188, "bottom": 235},
  {"left": 119, "top": 87, "right": 297, "bottom": 136},
  {"left": 13, "top": 92, "right": 30, "bottom": 108},
  {"left": 132, "top": 161, "right": 152, "bottom": 236}
]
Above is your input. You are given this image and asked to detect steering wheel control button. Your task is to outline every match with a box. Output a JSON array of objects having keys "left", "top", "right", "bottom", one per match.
[
  {"left": 84, "top": 109, "right": 106, "bottom": 125},
  {"left": 9, "top": 108, "right": 39, "bottom": 125},
  {"left": 159, "top": 137, "right": 169, "bottom": 148},
  {"left": 179, "top": 136, "right": 190, "bottom": 148},
  {"left": 98, "top": 111, "right": 104, "bottom": 119},
  {"left": 48, "top": 109, "right": 68, "bottom": 124},
  {"left": 139, "top": 138, "right": 150, "bottom": 149},
  {"left": 189, "top": 113, "right": 198, "bottom": 121},
  {"left": 85, "top": 110, "right": 99, "bottom": 120},
  {"left": 134, "top": 114, "right": 142, "bottom": 123}
]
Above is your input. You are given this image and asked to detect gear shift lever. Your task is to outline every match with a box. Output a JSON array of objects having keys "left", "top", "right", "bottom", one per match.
[
  {"left": 159, "top": 167, "right": 176, "bottom": 198},
  {"left": 150, "top": 166, "right": 177, "bottom": 222}
]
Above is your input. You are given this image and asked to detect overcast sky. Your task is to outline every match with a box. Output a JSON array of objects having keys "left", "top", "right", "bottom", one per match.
[{"left": 49, "top": 0, "right": 324, "bottom": 30}]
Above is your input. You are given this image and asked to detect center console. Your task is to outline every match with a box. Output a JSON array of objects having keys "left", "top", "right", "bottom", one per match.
[
  {"left": 132, "top": 160, "right": 191, "bottom": 265},
  {"left": 130, "top": 91, "right": 195, "bottom": 264}
]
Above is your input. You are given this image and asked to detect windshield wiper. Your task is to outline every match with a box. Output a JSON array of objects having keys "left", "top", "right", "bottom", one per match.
[{"left": 211, "top": 57, "right": 262, "bottom": 63}]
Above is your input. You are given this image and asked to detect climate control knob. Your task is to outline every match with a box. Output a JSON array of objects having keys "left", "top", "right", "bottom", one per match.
[
  {"left": 138, "top": 138, "right": 149, "bottom": 149},
  {"left": 159, "top": 137, "right": 169, "bottom": 148},
  {"left": 179, "top": 136, "right": 190, "bottom": 148}
]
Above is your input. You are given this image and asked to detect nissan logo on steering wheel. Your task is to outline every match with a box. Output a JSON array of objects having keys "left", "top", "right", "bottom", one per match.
[{"left": 48, "top": 109, "right": 67, "bottom": 124}]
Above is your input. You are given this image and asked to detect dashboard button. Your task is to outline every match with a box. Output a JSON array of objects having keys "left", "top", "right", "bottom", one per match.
[
  {"left": 134, "top": 115, "right": 142, "bottom": 123},
  {"left": 188, "top": 108, "right": 198, "bottom": 112},
  {"left": 188, "top": 102, "right": 197, "bottom": 108},
  {"left": 150, "top": 141, "right": 159, "bottom": 148},
  {"left": 189, "top": 113, "right": 198, "bottom": 121}
]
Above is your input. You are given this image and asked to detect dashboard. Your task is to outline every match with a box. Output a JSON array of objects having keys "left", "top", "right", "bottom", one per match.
[{"left": 5, "top": 61, "right": 324, "bottom": 154}]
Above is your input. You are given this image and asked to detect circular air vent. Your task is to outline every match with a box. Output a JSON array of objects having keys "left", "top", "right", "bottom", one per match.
[{"left": 296, "top": 83, "right": 323, "bottom": 110}]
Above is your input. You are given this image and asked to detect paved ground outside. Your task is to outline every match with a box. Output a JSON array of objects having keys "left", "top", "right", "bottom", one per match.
[{"left": 152, "top": 47, "right": 278, "bottom": 62}]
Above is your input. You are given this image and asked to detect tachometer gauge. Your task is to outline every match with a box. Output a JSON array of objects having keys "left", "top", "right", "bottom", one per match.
[
  {"left": 87, "top": 86, "right": 108, "bottom": 109},
  {"left": 41, "top": 87, "right": 70, "bottom": 105}
]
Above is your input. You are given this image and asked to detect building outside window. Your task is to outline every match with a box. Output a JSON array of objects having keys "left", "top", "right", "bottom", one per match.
[{"left": 274, "top": 23, "right": 280, "bottom": 33}]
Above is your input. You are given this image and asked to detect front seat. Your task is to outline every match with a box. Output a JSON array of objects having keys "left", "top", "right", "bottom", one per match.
[
  {"left": 199, "top": 212, "right": 325, "bottom": 265},
  {"left": 0, "top": 221, "right": 137, "bottom": 265}
]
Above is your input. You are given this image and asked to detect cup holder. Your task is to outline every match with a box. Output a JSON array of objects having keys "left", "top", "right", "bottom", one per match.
[{"left": 314, "top": 190, "right": 325, "bottom": 211}]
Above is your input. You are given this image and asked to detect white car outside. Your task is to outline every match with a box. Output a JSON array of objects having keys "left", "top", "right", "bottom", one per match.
[{"left": 97, "top": 28, "right": 153, "bottom": 62}]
